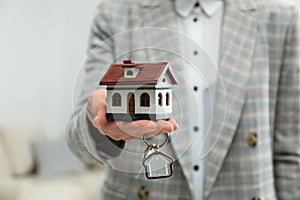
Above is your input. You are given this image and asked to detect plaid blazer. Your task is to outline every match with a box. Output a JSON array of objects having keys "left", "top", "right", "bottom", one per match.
[{"left": 67, "top": 0, "right": 300, "bottom": 199}]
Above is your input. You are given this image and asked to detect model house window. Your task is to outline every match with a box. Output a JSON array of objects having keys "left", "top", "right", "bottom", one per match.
[
  {"left": 126, "top": 70, "right": 133, "bottom": 76},
  {"left": 127, "top": 92, "right": 135, "bottom": 114},
  {"left": 158, "top": 93, "right": 163, "bottom": 106},
  {"left": 166, "top": 92, "right": 170, "bottom": 106},
  {"left": 140, "top": 93, "right": 150, "bottom": 107},
  {"left": 162, "top": 78, "right": 166, "bottom": 82},
  {"left": 112, "top": 93, "right": 121, "bottom": 106}
]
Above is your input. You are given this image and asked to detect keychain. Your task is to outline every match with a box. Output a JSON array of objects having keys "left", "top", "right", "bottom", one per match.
[{"left": 142, "top": 133, "right": 174, "bottom": 179}]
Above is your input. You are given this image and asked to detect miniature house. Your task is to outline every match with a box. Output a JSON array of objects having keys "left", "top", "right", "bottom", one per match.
[
  {"left": 99, "top": 60, "right": 178, "bottom": 121},
  {"left": 143, "top": 151, "right": 173, "bottom": 179}
]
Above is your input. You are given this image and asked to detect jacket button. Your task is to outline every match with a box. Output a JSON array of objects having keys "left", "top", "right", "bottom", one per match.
[
  {"left": 248, "top": 132, "right": 258, "bottom": 147},
  {"left": 138, "top": 186, "right": 149, "bottom": 200},
  {"left": 252, "top": 196, "right": 261, "bottom": 200}
]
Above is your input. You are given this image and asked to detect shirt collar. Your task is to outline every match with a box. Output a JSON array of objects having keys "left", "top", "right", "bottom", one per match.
[{"left": 175, "top": 0, "right": 223, "bottom": 18}]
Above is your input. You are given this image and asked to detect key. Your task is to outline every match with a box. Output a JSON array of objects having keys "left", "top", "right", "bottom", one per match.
[{"left": 142, "top": 143, "right": 174, "bottom": 179}]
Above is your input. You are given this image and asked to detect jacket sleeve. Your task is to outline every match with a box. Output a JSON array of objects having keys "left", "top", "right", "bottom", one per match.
[
  {"left": 273, "top": 6, "right": 300, "bottom": 200},
  {"left": 66, "top": 3, "right": 125, "bottom": 166}
]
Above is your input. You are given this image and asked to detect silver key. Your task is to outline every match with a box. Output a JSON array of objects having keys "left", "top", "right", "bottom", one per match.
[{"left": 142, "top": 143, "right": 174, "bottom": 179}]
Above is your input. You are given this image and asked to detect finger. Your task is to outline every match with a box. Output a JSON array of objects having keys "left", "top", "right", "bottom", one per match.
[
  {"left": 142, "top": 120, "right": 164, "bottom": 138},
  {"left": 87, "top": 106, "right": 95, "bottom": 122},
  {"left": 100, "top": 119, "right": 175, "bottom": 141},
  {"left": 124, "top": 120, "right": 174, "bottom": 137},
  {"left": 93, "top": 100, "right": 108, "bottom": 128},
  {"left": 139, "top": 120, "right": 172, "bottom": 139},
  {"left": 92, "top": 107, "right": 107, "bottom": 130},
  {"left": 109, "top": 120, "right": 161, "bottom": 139},
  {"left": 159, "top": 120, "right": 173, "bottom": 133},
  {"left": 126, "top": 120, "right": 160, "bottom": 135},
  {"left": 167, "top": 118, "right": 179, "bottom": 130},
  {"left": 92, "top": 116, "right": 101, "bottom": 129}
]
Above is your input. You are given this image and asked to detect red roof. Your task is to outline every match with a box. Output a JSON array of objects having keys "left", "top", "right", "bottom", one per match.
[{"left": 99, "top": 60, "right": 178, "bottom": 85}]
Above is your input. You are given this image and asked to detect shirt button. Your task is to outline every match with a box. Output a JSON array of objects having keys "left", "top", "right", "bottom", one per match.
[
  {"left": 193, "top": 86, "right": 198, "bottom": 91},
  {"left": 193, "top": 17, "right": 198, "bottom": 22},
  {"left": 252, "top": 196, "right": 261, "bottom": 200},
  {"left": 138, "top": 186, "right": 149, "bottom": 200},
  {"left": 194, "top": 2, "right": 200, "bottom": 7},
  {"left": 194, "top": 50, "right": 198, "bottom": 55},
  {"left": 248, "top": 132, "right": 258, "bottom": 147},
  {"left": 194, "top": 126, "right": 199, "bottom": 132},
  {"left": 193, "top": 165, "right": 199, "bottom": 171}
]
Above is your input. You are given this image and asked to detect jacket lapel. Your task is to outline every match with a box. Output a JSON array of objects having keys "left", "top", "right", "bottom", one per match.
[
  {"left": 138, "top": 0, "right": 181, "bottom": 66},
  {"left": 204, "top": 0, "right": 257, "bottom": 197}
]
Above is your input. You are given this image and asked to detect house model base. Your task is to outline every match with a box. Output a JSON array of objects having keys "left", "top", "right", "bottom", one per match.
[
  {"left": 106, "top": 113, "right": 172, "bottom": 121},
  {"left": 99, "top": 60, "right": 178, "bottom": 121}
]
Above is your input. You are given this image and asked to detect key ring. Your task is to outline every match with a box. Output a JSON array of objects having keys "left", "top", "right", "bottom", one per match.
[{"left": 142, "top": 132, "right": 170, "bottom": 148}]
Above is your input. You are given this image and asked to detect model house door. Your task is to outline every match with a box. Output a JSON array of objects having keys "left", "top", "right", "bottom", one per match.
[{"left": 128, "top": 92, "right": 135, "bottom": 115}]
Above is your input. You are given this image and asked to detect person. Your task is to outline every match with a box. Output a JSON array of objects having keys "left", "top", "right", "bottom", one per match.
[{"left": 67, "top": 0, "right": 300, "bottom": 199}]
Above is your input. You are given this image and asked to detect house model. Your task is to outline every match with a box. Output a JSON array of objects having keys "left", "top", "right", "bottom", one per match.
[{"left": 99, "top": 60, "right": 178, "bottom": 121}]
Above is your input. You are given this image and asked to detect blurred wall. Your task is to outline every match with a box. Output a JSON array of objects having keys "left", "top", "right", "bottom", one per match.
[
  {"left": 0, "top": 0, "right": 99, "bottom": 138},
  {"left": 286, "top": 0, "right": 300, "bottom": 7}
]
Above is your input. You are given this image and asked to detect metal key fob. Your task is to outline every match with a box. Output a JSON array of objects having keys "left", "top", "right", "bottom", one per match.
[{"left": 142, "top": 144, "right": 174, "bottom": 179}]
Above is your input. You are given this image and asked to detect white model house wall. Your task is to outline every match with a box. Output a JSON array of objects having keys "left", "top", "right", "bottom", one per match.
[
  {"left": 106, "top": 88, "right": 156, "bottom": 114},
  {"left": 155, "top": 70, "right": 173, "bottom": 115},
  {"left": 107, "top": 87, "right": 172, "bottom": 115},
  {"left": 154, "top": 88, "right": 172, "bottom": 115}
]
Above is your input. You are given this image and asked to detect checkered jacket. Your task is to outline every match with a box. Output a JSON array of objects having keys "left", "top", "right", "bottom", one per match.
[{"left": 67, "top": 0, "right": 300, "bottom": 199}]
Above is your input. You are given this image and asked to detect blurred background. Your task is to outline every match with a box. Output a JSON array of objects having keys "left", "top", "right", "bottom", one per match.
[
  {"left": 0, "top": 0, "right": 99, "bottom": 138},
  {"left": 0, "top": 0, "right": 299, "bottom": 200},
  {"left": 0, "top": 1, "right": 106, "bottom": 200}
]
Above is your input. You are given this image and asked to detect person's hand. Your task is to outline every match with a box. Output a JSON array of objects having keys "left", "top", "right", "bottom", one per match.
[{"left": 87, "top": 89, "right": 179, "bottom": 141}]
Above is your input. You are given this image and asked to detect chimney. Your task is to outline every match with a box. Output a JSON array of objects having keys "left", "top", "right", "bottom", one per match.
[{"left": 123, "top": 60, "right": 135, "bottom": 64}]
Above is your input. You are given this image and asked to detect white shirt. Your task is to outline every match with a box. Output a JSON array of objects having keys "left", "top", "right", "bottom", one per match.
[{"left": 176, "top": 0, "right": 224, "bottom": 199}]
